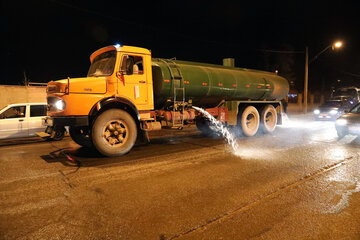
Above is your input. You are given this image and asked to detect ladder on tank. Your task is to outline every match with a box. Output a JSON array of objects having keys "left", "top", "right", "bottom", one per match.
[{"left": 160, "top": 59, "right": 185, "bottom": 128}]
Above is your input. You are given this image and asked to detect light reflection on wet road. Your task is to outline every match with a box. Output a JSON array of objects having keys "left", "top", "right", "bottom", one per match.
[{"left": 0, "top": 114, "right": 360, "bottom": 239}]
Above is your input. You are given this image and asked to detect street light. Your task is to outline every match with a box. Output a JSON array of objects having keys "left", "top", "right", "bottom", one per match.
[
  {"left": 333, "top": 41, "right": 343, "bottom": 49},
  {"left": 303, "top": 41, "right": 343, "bottom": 113}
]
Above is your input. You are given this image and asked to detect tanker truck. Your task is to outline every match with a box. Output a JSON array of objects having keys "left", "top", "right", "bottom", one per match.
[{"left": 43, "top": 45, "right": 289, "bottom": 157}]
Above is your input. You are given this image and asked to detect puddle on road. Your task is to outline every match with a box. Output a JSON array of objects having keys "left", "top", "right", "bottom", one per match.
[{"left": 323, "top": 178, "right": 360, "bottom": 214}]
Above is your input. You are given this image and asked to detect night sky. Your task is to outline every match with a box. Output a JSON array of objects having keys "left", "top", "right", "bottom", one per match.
[{"left": 2, "top": 0, "right": 360, "bottom": 93}]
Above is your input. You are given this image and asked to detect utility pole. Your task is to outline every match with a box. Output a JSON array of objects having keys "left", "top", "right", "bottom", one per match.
[
  {"left": 304, "top": 47, "right": 309, "bottom": 114},
  {"left": 303, "top": 41, "right": 342, "bottom": 114}
]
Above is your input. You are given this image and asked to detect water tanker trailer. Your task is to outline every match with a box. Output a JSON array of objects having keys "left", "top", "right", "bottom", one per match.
[{"left": 44, "top": 45, "right": 289, "bottom": 156}]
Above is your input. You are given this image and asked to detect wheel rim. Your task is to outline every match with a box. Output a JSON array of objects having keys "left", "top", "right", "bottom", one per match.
[
  {"left": 246, "top": 113, "right": 257, "bottom": 130},
  {"left": 102, "top": 120, "right": 129, "bottom": 147},
  {"left": 265, "top": 111, "right": 276, "bottom": 130},
  {"left": 79, "top": 128, "right": 89, "bottom": 137}
]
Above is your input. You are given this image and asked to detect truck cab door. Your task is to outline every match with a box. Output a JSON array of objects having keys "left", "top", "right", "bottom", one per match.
[{"left": 120, "top": 54, "right": 149, "bottom": 106}]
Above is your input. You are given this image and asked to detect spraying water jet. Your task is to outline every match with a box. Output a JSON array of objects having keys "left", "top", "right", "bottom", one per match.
[{"left": 193, "top": 106, "right": 240, "bottom": 154}]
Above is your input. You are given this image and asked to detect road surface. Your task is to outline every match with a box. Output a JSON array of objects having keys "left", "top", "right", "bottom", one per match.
[{"left": 1, "top": 114, "right": 360, "bottom": 239}]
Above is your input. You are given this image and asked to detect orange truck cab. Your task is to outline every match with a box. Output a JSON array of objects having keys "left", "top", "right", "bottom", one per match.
[{"left": 45, "top": 45, "right": 155, "bottom": 156}]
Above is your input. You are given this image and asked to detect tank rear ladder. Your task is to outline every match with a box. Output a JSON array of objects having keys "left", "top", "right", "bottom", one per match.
[{"left": 160, "top": 59, "right": 185, "bottom": 128}]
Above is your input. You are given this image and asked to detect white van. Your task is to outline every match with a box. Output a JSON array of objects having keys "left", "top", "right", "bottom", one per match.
[{"left": 0, "top": 103, "right": 64, "bottom": 140}]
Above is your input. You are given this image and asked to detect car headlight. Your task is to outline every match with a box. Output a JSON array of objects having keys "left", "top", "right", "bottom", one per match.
[
  {"left": 55, "top": 100, "right": 65, "bottom": 110},
  {"left": 336, "top": 119, "right": 347, "bottom": 126},
  {"left": 313, "top": 109, "right": 320, "bottom": 114},
  {"left": 329, "top": 110, "right": 338, "bottom": 115}
]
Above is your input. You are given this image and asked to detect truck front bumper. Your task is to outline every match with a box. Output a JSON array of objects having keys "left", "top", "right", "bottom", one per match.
[{"left": 43, "top": 116, "right": 89, "bottom": 127}]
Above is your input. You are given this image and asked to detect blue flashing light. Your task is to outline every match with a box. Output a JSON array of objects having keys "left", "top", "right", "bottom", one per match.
[{"left": 114, "top": 43, "right": 121, "bottom": 48}]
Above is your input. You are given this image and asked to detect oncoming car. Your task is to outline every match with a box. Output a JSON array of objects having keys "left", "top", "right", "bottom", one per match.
[
  {"left": 335, "top": 103, "right": 360, "bottom": 138},
  {"left": 0, "top": 103, "right": 65, "bottom": 141},
  {"left": 313, "top": 98, "right": 353, "bottom": 121}
]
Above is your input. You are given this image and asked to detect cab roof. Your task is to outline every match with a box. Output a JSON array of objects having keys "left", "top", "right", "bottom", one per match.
[{"left": 90, "top": 45, "right": 151, "bottom": 62}]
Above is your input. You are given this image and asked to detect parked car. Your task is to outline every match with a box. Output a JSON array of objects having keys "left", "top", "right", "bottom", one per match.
[
  {"left": 0, "top": 103, "right": 64, "bottom": 140},
  {"left": 335, "top": 102, "right": 360, "bottom": 138},
  {"left": 313, "top": 98, "right": 353, "bottom": 121}
]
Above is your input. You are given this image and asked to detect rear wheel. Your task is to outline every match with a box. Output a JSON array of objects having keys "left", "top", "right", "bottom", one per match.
[
  {"left": 260, "top": 104, "right": 277, "bottom": 134},
  {"left": 69, "top": 126, "right": 92, "bottom": 147},
  {"left": 92, "top": 109, "right": 137, "bottom": 157},
  {"left": 239, "top": 106, "right": 260, "bottom": 137}
]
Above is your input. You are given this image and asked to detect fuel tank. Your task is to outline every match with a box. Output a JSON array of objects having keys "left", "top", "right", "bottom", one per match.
[{"left": 151, "top": 58, "right": 289, "bottom": 109}]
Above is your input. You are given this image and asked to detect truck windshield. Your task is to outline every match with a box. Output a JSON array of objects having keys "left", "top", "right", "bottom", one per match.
[{"left": 88, "top": 50, "right": 116, "bottom": 77}]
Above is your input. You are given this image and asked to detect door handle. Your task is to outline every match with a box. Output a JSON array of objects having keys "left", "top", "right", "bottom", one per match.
[{"left": 19, "top": 119, "right": 24, "bottom": 122}]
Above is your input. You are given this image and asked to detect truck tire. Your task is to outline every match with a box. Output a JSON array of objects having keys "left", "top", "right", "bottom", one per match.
[
  {"left": 69, "top": 126, "right": 92, "bottom": 148},
  {"left": 239, "top": 106, "right": 260, "bottom": 137},
  {"left": 92, "top": 109, "right": 137, "bottom": 157},
  {"left": 260, "top": 104, "right": 277, "bottom": 134}
]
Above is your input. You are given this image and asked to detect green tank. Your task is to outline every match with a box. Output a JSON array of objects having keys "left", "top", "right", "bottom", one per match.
[{"left": 151, "top": 58, "right": 289, "bottom": 109}]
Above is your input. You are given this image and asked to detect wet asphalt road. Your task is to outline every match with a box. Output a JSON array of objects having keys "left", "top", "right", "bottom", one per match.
[{"left": 1, "top": 114, "right": 360, "bottom": 239}]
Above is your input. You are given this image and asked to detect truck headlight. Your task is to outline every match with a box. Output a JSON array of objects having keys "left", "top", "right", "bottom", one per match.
[
  {"left": 329, "top": 110, "right": 338, "bottom": 115},
  {"left": 313, "top": 109, "right": 320, "bottom": 114},
  {"left": 55, "top": 100, "right": 65, "bottom": 110},
  {"left": 336, "top": 119, "right": 347, "bottom": 126}
]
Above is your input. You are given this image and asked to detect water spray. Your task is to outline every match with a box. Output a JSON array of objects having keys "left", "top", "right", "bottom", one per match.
[{"left": 193, "top": 106, "right": 240, "bottom": 154}]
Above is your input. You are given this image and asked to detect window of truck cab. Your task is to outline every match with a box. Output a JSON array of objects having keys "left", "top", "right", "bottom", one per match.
[
  {"left": 88, "top": 50, "right": 116, "bottom": 77},
  {"left": 121, "top": 55, "right": 144, "bottom": 75}
]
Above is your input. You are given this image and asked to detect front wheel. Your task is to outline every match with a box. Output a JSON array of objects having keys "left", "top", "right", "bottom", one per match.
[
  {"left": 69, "top": 126, "right": 92, "bottom": 148},
  {"left": 92, "top": 109, "right": 137, "bottom": 157}
]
